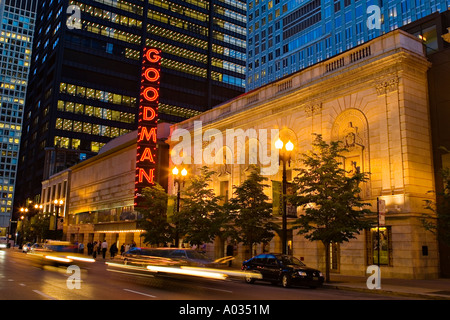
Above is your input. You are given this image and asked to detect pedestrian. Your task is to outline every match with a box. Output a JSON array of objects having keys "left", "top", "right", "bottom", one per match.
[
  {"left": 226, "top": 242, "right": 234, "bottom": 267},
  {"left": 101, "top": 240, "right": 108, "bottom": 259},
  {"left": 120, "top": 244, "right": 125, "bottom": 256},
  {"left": 87, "top": 242, "right": 93, "bottom": 255},
  {"left": 78, "top": 242, "right": 84, "bottom": 254},
  {"left": 125, "top": 243, "right": 130, "bottom": 253},
  {"left": 97, "top": 241, "right": 102, "bottom": 256},
  {"left": 92, "top": 241, "right": 98, "bottom": 259},
  {"left": 110, "top": 242, "right": 118, "bottom": 259}
]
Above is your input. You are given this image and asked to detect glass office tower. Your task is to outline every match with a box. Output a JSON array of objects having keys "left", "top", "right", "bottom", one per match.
[
  {"left": 246, "top": 0, "right": 450, "bottom": 91},
  {"left": 0, "top": 0, "right": 37, "bottom": 232},
  {"left": 14, "top": 0, "right": 246, "bottom": 208},
  {"left": 145, "top": 0, "right": 247, "bottom": 116}
]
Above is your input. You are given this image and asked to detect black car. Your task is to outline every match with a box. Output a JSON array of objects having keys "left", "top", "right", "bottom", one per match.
[{"left": 242, "top": 253, "right": 324, "bottom": 288}]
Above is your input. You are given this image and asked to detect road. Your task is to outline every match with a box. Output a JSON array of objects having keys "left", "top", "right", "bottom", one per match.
[{"left": 1, "top": 248, "right": 416, "bottom": 304}]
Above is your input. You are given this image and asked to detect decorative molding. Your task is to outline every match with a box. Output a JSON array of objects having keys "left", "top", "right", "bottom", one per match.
[
  {"left": 375, "top": 75, "right": 399, "bottom": 96},
  {"left": 304, "top": 102, "right": 322, "bottom": 117}
]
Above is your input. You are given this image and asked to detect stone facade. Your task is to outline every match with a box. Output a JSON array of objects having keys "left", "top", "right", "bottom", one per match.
[
  {"left": 169, "top": 30, "right": 439, "bottom": 279},
  {"left": 46, "top": 127, "right": 170, "bottom": 256},
  {"left": 66, "top": 133, "right": 139, "bottom": 249}
]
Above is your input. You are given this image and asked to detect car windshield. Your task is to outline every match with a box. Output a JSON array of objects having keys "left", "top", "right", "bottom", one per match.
[
  {"left": 186, "top": 250, "right": 210, "bottom": 260},
  {"left": 279, "top": 255, "right": 306, "bottom": 267}
]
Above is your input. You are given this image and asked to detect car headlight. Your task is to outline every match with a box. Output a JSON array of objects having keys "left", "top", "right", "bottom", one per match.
[{"left": 298, "top": 271, "right": 307, "bottom": 277}]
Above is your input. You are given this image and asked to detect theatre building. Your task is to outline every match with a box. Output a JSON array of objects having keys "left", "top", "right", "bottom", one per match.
[
  {"left": 169, "top": 29, "right": 440, "bottom": 279},
  {"left": 40, "top": 123, "right": 170, "bottom": 248}
]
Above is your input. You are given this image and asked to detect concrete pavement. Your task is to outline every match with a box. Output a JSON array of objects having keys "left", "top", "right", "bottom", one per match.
[{"left": 322, "top": 274, "right": 450, "bottom": 300}]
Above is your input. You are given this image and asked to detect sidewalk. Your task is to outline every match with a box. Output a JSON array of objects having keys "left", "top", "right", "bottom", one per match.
[{"left": 321, "top": 274, "right": 450, "bottom": 300}]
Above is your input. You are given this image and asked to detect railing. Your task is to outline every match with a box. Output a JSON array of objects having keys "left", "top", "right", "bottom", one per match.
[
  {"left": 277, "top": 79, "right": 293, "bottom": 93},
  {"left": 246, "top": 93, "right": 259, "bottom": 105},
  {"left": 326, "top": 57, "right": 345, "bottom": 73},
  {"left": 349, "top": 46, "right": 372, "bottom": 63}
]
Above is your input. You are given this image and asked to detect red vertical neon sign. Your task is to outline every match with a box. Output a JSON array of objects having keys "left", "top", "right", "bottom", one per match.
[{"left": 134, "top": 47, "right": 161, "bottom": 207}]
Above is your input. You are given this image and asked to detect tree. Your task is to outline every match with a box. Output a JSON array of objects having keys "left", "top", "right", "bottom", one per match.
[
  {"left": 289, "top": 134, "right": 373, "bottom": 282},
  {"left": 30, "top": 214, "right": 51, "bottom": 243},
  {"left": 136, "top": 184, "right": 174, "bottom": 246},
  {"left": 227, "top": 165, "right": 277, "bottom": 259},
  {"left": 422, "top": 166, "right": 450, "bottom": 246},
  {"left": 173, "top": 166, "right": 226, "bottom": 248}
]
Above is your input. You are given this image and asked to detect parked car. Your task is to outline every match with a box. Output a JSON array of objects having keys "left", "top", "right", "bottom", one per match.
[
  {"left": 22, "top": 242, "right": 33, "bottom": 253},
  {"left": 242, "top": 253, "right": 324, "bottom": 288},
  {"left": 29, "top": 243, "right": 43, "bottom": 251},
  {"left": 122, "top": 247, "right": 220, "bottom": 268},
  {"left": 0, "top": 236, "right": 9, "bottom": 249}
]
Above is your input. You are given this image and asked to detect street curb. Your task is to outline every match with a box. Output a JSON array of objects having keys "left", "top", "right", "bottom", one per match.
[{"left": 322, "top": 283, "right": 450, "bottom": 300}]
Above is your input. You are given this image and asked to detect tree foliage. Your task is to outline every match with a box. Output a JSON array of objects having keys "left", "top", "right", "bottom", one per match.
[
  {"left": 137, "top": 183, "right": 173, "bottom": 246},
  {"left": 289, "top": 134, "right": 373, "bottom": 281},
  {"left": 422, "top": 166, "right": 450, "bottom": 246},
  {"left": 30, "top": 214, "right": 51, "bottom": 243},
  {"left": 173, "top": 166, "right": 226, "bottom": 247},
  {"left": 227, "top": 165, "right": 277, "bottom": 258}
]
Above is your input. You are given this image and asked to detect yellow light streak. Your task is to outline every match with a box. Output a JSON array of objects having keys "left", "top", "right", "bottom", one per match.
[
  {"left": 180, "top": 266, "right": 263, "bottom": 279},
  {"left": 44, "top": 255, "right": 73, "bottom": 263},
  {"left": 66, "top": 256, "right": 96, "bottom": 263},
  {"left": 146, "top": 265, "right": 227, "bottom": 280}
]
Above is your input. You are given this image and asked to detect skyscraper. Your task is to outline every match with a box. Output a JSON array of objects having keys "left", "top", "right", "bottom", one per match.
[
  {"left": 0, "top": 0, "right": 37, "bottom": 232},
  {"left": 246, "top": 0, "right": 450, "bottom": 91},
  {"left": 14, "top": 0, "right": 247, "bottom": 208}
]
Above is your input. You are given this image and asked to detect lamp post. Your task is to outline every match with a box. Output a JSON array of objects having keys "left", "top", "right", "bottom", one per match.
[
  {"left": 19, "top": 208, "right": 28, "bottom": 248},
  {"left": 33, "top": 204, "right": 44, "bottom": 243},
  {"left": 275, "top": 138, "right": 294, "bottom": 255},
  {"left": 53, "top": 199, "right": 64, "bottom": 231},
  {"left": 172, "top": 167, "right": 187, "bottom": 247}
]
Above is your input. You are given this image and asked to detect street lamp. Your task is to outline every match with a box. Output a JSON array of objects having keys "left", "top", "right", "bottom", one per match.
[
  {"left": 19, "top": 208, "right": 28, "bottom": 248},
  {"left": 275, "top": 138, "right": 294, "bottom": 255},
  {"left": 53, "top": 199, "right": 64, "bottom": 231},
  {"left": 172, "top": 167, "right": 187, "bottom": 247}
]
